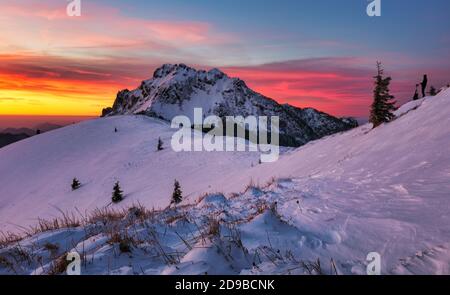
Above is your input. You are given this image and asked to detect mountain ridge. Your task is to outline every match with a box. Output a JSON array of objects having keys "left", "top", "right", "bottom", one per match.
[
  {"left": 102, "top": 64, "right": 357, "bottom": 146},
  {"left": 0, "top": 133, "right": 29, "bottom": 149}
]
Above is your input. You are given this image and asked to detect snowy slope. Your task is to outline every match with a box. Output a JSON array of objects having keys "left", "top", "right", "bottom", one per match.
[
  {"left": 227, "top": 88, "right": 450, "bottom": 191},
  {"left": 220, "top": 88, "right": 450, "bottom": 274},
  {"left": 1, "top": 88, "right": 450, "bottom": 275},
  {"left": 0, "top": 115, "right": 263, "bottom": 232}
]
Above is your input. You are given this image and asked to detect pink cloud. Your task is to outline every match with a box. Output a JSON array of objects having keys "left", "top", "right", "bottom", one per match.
[{"left": 0, "top": 1, "right": 237, "bottom": 61}]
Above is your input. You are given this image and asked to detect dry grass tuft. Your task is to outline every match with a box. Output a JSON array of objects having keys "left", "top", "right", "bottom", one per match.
[
  {"left": 47, "top": 253, "right": 70, "bottom": 275},
  {"left": 89, "top": 207, "right": 126, "bottom": 224},
  {"left": 0, "top": 232, "right": 22, "bottom": 249},
  {"left": 27, "top": 211, "right": 81, "bottom": 236}
]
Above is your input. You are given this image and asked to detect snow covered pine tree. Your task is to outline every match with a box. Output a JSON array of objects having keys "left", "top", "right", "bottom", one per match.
[
  {"left": 157, "top": 137, "right": 164, "bottom": 151},
  {"left": 171, "top": 180, "right": 182, "bottom": 205},
  {"left": 370, "top": 62, "right": 397, "bottom": 128},
  {"left": 71, "top": 178, "right": 81, "bottom": 191},
  {"left": 429, "top": 86, "right": 438, "bottom": 96},
  {"left": 112, "top": 181, "right": 124, "bottom": 203}
]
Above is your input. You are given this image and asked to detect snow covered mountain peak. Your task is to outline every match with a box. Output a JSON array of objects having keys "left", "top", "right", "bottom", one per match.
[
  {"left": 152, "top": 63, "right": 191, "bottom": 78},
  {"left": 103, "top": 64, "right": 357, "bottom": 146},
  {"left": 148, "top": 63, "right": 230, "bottom": 91},
  {"left": 151, "top": 63, "right": 226, "bottom": 82}
]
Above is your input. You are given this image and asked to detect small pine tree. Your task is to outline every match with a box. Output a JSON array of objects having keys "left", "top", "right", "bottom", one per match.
[
  {"left": 412, "top": 84, "right": 419, "bottom": 101},
  {"left": 112, "top": 181, "right": 124, "bottom": 203},
  {"left": 369, "top": 62, "right": 397, "bottom": 128},
  {"left": 157, "top": 137, "right": 164, "bottom": 151},
  {"left": 71, "top": 178, "right": 81, "bottom": 191},
  {"left": 171, "top": 180, "right": 182, "bottom": 205},
  {"left": 429, "top": 86, "right": 437, "bottom": 96}
]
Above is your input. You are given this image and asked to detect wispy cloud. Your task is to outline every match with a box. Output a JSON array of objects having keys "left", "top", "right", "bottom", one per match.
[{"left": 0, "top": 1, "right": 237, "bottom": 62}]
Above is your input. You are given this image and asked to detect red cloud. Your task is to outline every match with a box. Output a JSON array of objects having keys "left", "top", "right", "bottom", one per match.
[
  {"left": 2, "top": 53, "right": 449, "bottom": 117},
  {"left": 223, "top": 58, "right": 450, "bottom": 117},
  {"left": 223, "top": 58, "right": 373, "bottom": 117}
]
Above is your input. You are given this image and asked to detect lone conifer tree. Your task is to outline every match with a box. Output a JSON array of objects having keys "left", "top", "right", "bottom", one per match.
[
  {"left": 370, "top": 62, "right": 397, "bottom": 128},
  {"left": 71, "top": 178, "right": 81, "bottom": 191},
  {"left": 429, "top": 86, "right": 437, "bottom": 96},
  {"left": 112, "top": 181, "right": 124, "bottom": 203},
  {"left": 157, "top": 137, "right": 164, "bottom": 151},
  {"left": 171, "top": 180, "right": 182, "bottom": 205}
]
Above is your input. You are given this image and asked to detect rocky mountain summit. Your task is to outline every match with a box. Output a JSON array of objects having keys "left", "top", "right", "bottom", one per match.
[{"left": 103, "top": 64, "right": 357, "bottom": 146}]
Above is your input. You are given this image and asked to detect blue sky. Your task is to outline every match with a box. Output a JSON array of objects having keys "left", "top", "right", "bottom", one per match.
[{"left": 99, "top": 0, "right": 450, "bottom": 65}]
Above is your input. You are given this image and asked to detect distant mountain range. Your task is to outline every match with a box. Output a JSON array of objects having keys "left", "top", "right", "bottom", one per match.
[
  {"left": 0, "top": 123, "right": 62, "bottom": 148},
  {"left": 1, "top": 127, "right": 35, "bottom": 136},
  {"left": 0, "top": 133, "right": 30, "bottom": 149},
  {"left": 103, "top": 64, "right": 358, "bottom": 146}
]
